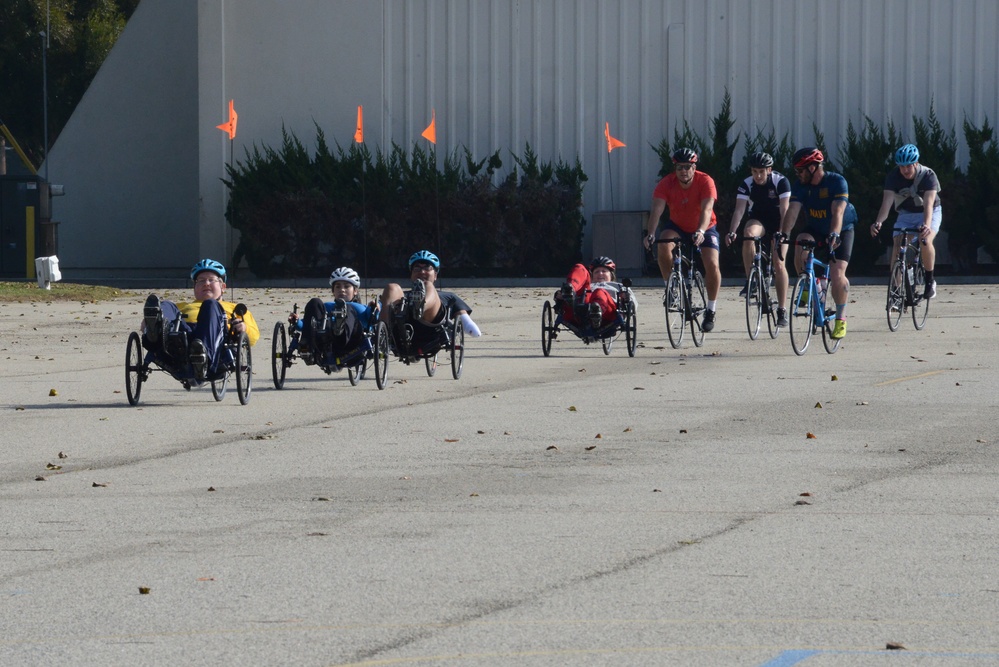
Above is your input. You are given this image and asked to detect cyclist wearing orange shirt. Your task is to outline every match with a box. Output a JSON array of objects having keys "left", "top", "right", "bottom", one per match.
[{"left": 644, "top": 148, "right": 722, "bottom": 332}]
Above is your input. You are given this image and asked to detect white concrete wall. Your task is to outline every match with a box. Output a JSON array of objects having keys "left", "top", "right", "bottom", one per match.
[{"left": 46, "top": 0, "right": 999, "bottom": 276}]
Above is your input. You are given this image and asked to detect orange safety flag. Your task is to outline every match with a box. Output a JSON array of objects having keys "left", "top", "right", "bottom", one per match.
[
  {"left": 216, "top": 99, "right": 238, "bottom": 140},
  {"left": 605, "top": 122, "right": 625, "bottom": 153},
  {"left": 354, "top": 106, "right": 364, "bottom": 143},
  {"left": 422, "top": 110, "right": 437, "bottom": 144}
]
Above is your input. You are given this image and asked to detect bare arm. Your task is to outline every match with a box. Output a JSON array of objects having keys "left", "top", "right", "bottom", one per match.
[
  {"left": 644, "top": 198, "right": 667, "bottom": 249},
  {"left": 871, "top": 190, "right": 894, "bottom": 237},
  {"left": 779, "top": 201, "right": 802, "bottom": 236}
]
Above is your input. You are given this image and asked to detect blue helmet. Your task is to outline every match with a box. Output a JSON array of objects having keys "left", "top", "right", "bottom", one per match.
[
  {"left": 190, "top": 258, "right": 226, "bottom": 281},
  {"left": 894, "top": 144, "right": 920, "bottom": 166},
  {"left": 408, "top": 250, "right": 440, "bottom": 270}
]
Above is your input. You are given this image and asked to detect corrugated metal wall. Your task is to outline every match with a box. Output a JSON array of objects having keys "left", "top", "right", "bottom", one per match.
[
  {"left": 47, "top": 0, "right": 999, "bottom": 272},
  {"left": 378, "top": 0, "right": 998, "bottom": 223}
]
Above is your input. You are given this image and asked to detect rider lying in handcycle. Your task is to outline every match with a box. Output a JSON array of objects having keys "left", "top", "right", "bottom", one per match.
[
  {"left": 378, "top": 250, "right": 480, "bottom": 359},
  {"left": 292, "top": 266, "right": 378, "bottom": 367},
  {"left": 554, "top": 256, "right": 636, "bottom": 332},
  {"left": 141, "top": 258, "right": 259, "bottom": 382}
]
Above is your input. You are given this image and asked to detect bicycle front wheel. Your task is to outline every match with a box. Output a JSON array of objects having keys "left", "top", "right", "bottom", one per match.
[
  {"left": 789, "top": 275, "right": 813, "bottom": 356},
  {"left": 690, "top": 271, "right": 706, "bottom": 347},
  {"left": 911, "top": 263, "right": 929, "bottom": 330},
  {"left": 745, "top": 267, "right": 763, "bottom": 340},
  {"left": 886, "top": 262, "right": 904, "bottom": 332},
  {"left": 664, "top": 273, "right": 685, "bottom": 348},
  {"left": 821, "top": 316, "right": 841, "bottom": 354}
]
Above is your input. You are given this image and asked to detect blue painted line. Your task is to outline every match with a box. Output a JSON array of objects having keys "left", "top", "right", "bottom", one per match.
[
  {"left": 757, "top": 650, "right": 820, "bottom": 667},
  {"left": 759, "top": 648, "right": 999, "bottom": 666}
]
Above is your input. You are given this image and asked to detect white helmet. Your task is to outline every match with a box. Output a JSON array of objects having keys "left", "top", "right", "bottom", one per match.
[{"left": 329, "top": 266, "right": 360, "bottom": 287}]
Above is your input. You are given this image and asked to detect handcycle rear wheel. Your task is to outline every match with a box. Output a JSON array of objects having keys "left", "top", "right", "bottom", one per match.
[
  {"left": 450, "top": 312, "right": 465, "bottom": 379},
  {"left": 541, "top": 300, "right": 555, "bottom": 357},
  {"left": 373, "top": 320, "right": 389, "bottom": 390},
  {"left": 690, "top": 271, "right": 707, "bottom": 347},
  {"left": 271, "top": 322, "right": 288, "bottom": 389},
  {"left": 886, "top": 262, "right": 904, "bottom": 332},
  {"left": 911, "top": 263, "right": 929, "bottom": 330},
  {"left": 789, "top": 275, "right": 813, "bottom": 356},
  {"left": 211, "top": 374, "right": 227, "bottom": 401},
  {"left": 746, "top": 266, "right": 763, "bottom": 340},
  {"left": 664, "top": 272, "right": 685, "bottom": 349},
  {"left": 235, "top": 331, "right": 252, "bottom": 404},
  {"left": 348, "top": 358, "right": 366, "bottom": 386},
  {"left": 125, "top": 331, "right": 144, "bottom": 406},
  {"left": 624, "top": 301, "right": 637, "bottom": 357}
]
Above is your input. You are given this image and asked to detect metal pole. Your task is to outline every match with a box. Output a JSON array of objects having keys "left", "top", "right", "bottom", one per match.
[{"left": 41, "top": 31, "right": 49, "bottom": 182}]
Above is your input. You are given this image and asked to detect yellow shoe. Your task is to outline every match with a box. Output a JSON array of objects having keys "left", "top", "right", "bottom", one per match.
[{"left": 831, "top": 319, "right": 847, "bottom": 339}]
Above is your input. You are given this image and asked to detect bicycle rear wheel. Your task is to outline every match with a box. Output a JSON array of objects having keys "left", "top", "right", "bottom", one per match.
[
  {"left": 271, "top": 322, "right": 288, "bottom": 389},
  {"left": 886, "top": 263, "right": 904, "bottom": 332},
  {"left": 689, "top": 271, "right": 706, "bottom": 347},
  {"left": 789, "top": 276, "right": 813, "bottom": 356},
  {"left": 745, "top": 266, "right": 763, "bottom": 340},
  {"left": 664, "top": 273, "right": 685, "bottom": 348},
  {"left": 911, "top": 263, "right": 929, "bottom": 330},
  {"left": 764, "top": 270, "right": 781, "bottom": 339}
]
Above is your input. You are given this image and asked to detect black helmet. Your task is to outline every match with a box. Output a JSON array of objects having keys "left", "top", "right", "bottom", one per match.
[
  {"left": 749, "top": 152, "right": 774, "bottom": 168},
  {"left": 590, "top": 256, "right": 617, "bottom": 272},
  {"left": 671, "top": 147, "right": 699, "bottom": 164},
  {"left": 792, "top": 147, "right": 824, "bottom": 169}
]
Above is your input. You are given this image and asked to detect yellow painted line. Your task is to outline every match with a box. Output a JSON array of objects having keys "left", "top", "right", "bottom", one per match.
[
  {"left": 26, "top": 206, "right": 36, "bottom": 280},
  {"left": 874, "top": 369, "right": 945, "bottom": 386}
]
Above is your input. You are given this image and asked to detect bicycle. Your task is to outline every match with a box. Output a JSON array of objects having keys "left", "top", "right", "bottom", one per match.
[
  {"left": 886, "top": 226, "right": 929, "bottom": 331},
  {"left": 743, "top": 234, "right": 784, "bottom": 340},
  {"left": 658, "top": 237, "right": 707, "bottom": 348},
  {"left": 788, "top": 239, "right": 840, "bottom": 355}
]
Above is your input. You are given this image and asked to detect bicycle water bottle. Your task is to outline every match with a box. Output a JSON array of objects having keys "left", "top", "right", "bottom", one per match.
[{"left": 906, "top": 265, "right": 914, "bottom": 285}]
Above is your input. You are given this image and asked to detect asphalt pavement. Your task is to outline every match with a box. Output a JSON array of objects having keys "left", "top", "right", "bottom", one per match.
[{"left": 2, "top": 283, "right": 998, "bottom": 666}]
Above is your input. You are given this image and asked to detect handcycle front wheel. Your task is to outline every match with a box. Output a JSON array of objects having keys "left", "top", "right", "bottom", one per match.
[
  {"left": 690, "top": 271, "right": 707, "bottom": 347},
  {"left": 211, "top": 373, "right": 228, "bottom": 401},
  {"left": 450, "top": 312, "right": 465, "bottom": 379},
  {"left": 541, "top": 300, "right": 555, "bottom": 357},
  {"left": 373, "top": 320, "right": 389, "bottom": 390},
  {"left": 271, "top": 322, "right": 288, "bottom": 389},
  {"left": 911, "top": 263, "right": 929, "bottom": 330},
  {"left": 235, "top": 331, "right": 252, "bottom": 405},
  {"left": 624, "top": 301, "right": 637, "bottom": 357},
  {"left": 425, "top": 353, "right": 438, "bottom": 377},
  {"left": 125, "top": 331, "right": 145, "bottom": 406},
  {"left": 886, "top": 262, "right": 904, "bottom": 332},
  {"left": 746, "top": 266, "right": 763, "bottom": 340},
  {"left": 664, "top": 272, "right": 685, "bottom": 349},
  {"left": 789, "top": 275, "right": 813, "bottom": 356}
]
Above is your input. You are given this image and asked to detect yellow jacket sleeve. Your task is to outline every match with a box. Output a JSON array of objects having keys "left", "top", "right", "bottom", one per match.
[{"left": 221, "top": 301, "right": 260, "bottom": 346}]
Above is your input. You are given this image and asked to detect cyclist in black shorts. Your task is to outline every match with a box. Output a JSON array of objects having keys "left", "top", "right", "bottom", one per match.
[
  {"left": 725, "top": 152, "right": 792, "bottom": 326},
  {"left": 778, "top": 148, "right": 858, "bottom": 340}
]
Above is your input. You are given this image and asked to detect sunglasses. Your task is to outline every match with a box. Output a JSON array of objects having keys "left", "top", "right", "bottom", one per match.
[{"left": 675, "top": 164, "right": 695, "bottom": 171}]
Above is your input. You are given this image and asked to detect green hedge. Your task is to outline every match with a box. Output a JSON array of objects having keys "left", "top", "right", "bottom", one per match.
[
  {"left": 224, "top": 125, "right": 585, "bottom": 278},
  {"left": 225, "top": 106, "right": 999, "bottom": 278}
]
